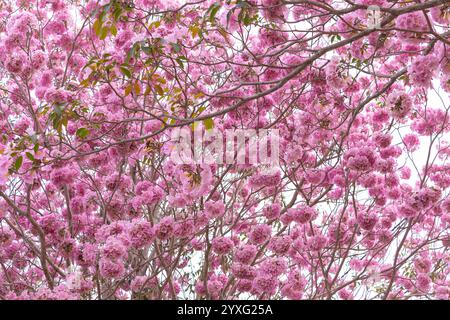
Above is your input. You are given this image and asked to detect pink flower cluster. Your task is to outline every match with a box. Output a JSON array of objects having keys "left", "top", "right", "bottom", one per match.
[{"left": 0, "top": 0, "right": 448, "bottom": 301}]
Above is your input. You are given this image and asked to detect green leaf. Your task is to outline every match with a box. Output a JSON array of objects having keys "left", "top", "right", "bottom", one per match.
[
  {"left": 119, "top": 66, "right": 132, "bottom": 78},
  {"left": 76, "top": 128, "right": 90, "bottom": 139},
  {"left": 203, "top": 118, "right": 214, "bottom": 130},
  {"left": 25, "top": 152, "right": 35, "bottom": 161},
  {"left": 171, "top": 42, "right": 181, "bottom": 53},
  {"left": 113, "top": 7, "right": 123, "bottom": 21},
  {"left": 126, "top": 43, "right": 140, "bottom": 63},
  {"left": 93, "top": 19, "right": 102, "bottom": 36},
  {"left": 176, "top": 56, "right": 187, "bottom": 68},
  {"left": 124, "top": 84, "right": 133, "bottom": 96},
  {"left": 133, "top": 82, "right": 141, "bottom": 95},
  {"left": 209, "top": 3, "right": 221, "bottom": 23},
  {"left": 142, "top": 46, "right": 151, "bottom": 55},
  {"left": 14, "top": 156, "right": 23, "bottom": 171},
  {"left": 110, "top": 24, "right": 118, "bottom": 36},
  {"left": 195, "top": 106, "right": 206, "bottom": 117},
  {"left": 99, "top": 27, "right": 109, "bottom": 40},
  {"left": 80, "top": 78, "right": 91, "bottom": 87},
  {"left": 154, "top": 84, "right": 164, "bottom": 95}
]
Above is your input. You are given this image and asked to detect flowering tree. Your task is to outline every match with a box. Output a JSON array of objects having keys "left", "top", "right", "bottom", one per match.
[{"left": 0, "top": 0, "right": 449, "bottom": 300}]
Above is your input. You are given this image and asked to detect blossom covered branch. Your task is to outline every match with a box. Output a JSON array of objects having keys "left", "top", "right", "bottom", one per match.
[{"left": 0, "top": 0, "right": 449, "bottom": 300}]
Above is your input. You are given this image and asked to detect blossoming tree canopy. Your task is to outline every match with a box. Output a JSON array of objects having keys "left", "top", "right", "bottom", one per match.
[{"left": 0, "top": 0, "right": 449, "bottom": 300}]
